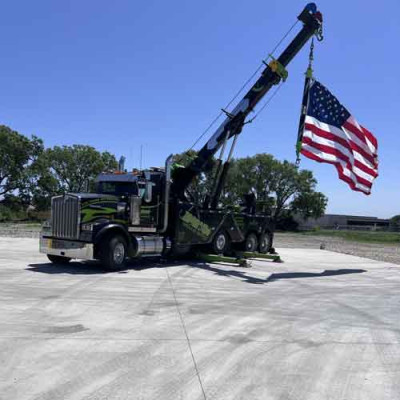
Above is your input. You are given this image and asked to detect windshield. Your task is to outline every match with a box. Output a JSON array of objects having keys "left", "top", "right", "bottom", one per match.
[{"left": 97, "top": 181, "right": 138, "bottom": 195}]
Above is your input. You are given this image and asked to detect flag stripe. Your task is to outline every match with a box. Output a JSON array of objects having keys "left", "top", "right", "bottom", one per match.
[
  {"left": 343, "top": 119, "right": 378, "bottom": 156},
  {"left": 304, "top": 122, "right": 377, "bottom": 168},
  {"left": 354, "top": 159, "right": 378, "bottom": 178},
  {"left": 361, "top": 126, "right": 378, "bottom": 150},
  {"left": 301, "top": 140, "right": 373, "bottom": 188},
  {"left": 305, "top": 115, "right": 376, "bottom": 156},
  {"left": 301, "top": 148, "right": 371, "bottom": 194},
  {"left": 305, "top": 116, "right": 378, "bottom": 165},
  {"left": 336, "top": 163, "right": 371, "bottom": 194},
  {"left": 302, "top": 138, "right": 374, "bottom": 188},
  {"left": 302, "top": 134, "right": 353, "bottom": 171},
  {"left": 345, "top": 116, "right": 378, "bottom": 150}
]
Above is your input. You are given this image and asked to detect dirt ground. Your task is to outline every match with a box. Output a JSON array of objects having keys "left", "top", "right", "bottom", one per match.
[{"left": 274, "top": 232, "right": 400, "bottom": 265}]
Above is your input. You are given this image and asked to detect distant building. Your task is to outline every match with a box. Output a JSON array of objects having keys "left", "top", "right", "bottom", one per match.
[{"left": 295, "top": 214, "right": 390, "bottom": 231}]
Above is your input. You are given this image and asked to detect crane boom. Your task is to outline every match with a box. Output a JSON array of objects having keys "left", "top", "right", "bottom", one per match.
[{"left": 171, "top": 3, "right": 323, "bottom": 201}]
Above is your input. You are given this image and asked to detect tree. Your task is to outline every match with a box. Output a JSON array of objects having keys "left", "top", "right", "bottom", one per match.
[
  {"left": 173, "top": 150, "right": 217, "bottom": 204},
  {"left": 32, "top": 145, "right": 118, "bottom": 208},
  {"left": 271, "top": 161, "right": 323, "bottom": 219},
  {"left": 171, "top": 151, "right": 327, "bottom": 223},
  {"left": 291, "top": 191, "right": 328, "bottom": 219},
  {"left": 390, "top": 215, "right": 400, "bottom": 231},
  {"left": 0, "top": 125, "right": 43, "bottom": 196},
  {"left": 225, "top": 153, "right": 327, "bottom": 221},
  {"left": 226, "top": 154, "right": 277, "bottom": 206}
]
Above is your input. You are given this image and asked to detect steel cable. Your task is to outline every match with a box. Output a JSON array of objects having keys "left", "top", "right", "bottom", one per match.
[{"left": 188, "top": 19, "right": 299, "bottom": 151}]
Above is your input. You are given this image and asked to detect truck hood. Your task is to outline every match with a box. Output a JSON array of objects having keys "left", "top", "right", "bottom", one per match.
[
  {"left": 67, "top": 193, "right": 121, "bottom": 224},
  {"left": 68, "top": 193, "right": 118, "bottom": 201}
]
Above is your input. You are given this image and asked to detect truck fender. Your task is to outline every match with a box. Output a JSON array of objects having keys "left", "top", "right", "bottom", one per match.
[{"left": 94, "top": 224, "right": 132, "bottom": 249}]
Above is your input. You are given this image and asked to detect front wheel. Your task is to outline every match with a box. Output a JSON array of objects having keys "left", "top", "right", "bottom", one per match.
[
  {"left": 99, "top": 235, "right": 128, "bottom": 270},
  {"left": 47, "top": 254, "right": 71, "bottom": 264}
]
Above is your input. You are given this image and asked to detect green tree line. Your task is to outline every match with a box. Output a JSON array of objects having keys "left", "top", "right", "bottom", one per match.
[
  {"left": 0, "top": 125, "right": 117, "bottom": 220},
  {"left": 1, "top": 124, "right": 328, "bottom": 226},
  {"left": 175, "top": 150, "right": 328, "bottom": 228}
]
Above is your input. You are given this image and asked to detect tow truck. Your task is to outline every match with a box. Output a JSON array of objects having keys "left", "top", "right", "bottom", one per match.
[{"left": 40, "top": 3, "right": 323, "bottom": 269}]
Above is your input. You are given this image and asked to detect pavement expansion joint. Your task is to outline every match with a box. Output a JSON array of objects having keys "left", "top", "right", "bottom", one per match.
[{"left": 166, "top": 267, "right": 208, "bottom": 400}]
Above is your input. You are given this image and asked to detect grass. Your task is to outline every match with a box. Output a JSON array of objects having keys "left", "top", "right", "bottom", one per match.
[{"left": 300, "top": 229, "right": 400, "bottom": 244}]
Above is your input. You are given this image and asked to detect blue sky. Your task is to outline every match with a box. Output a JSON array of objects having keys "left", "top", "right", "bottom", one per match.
[{"left": 1, "top": 0, "right": 398, "bottom": 217}]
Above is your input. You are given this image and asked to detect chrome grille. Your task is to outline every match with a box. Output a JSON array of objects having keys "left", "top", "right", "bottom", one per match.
[{"left": 51, "top": 195, "right": 80, "bottom": 239}]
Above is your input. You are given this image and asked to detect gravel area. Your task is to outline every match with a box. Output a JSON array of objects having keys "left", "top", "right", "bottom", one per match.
[
  {"left": 1, "top": 224, "right": 399, "bottom": 265},
  {"left": 0, "top": 224, "right": 41, "bottom": 238},
  {"left": 274, "top": 232, "right": 400, "bottom": 265}
]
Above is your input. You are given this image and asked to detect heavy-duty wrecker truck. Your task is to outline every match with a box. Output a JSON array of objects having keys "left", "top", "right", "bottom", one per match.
[{"left": 40, "top": 3, "right": 323, "bottom": 269}]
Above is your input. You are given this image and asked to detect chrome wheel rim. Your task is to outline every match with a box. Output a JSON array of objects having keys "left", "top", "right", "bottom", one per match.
[
  {"left": 247, "top": 238, "right": 255, "bottom": 250},
  {"left": 216, "top": 234, "right": 226, "bottom": 251},
  {"left": 113, "top": 243, "right": 125, "bottom": 264},
  {"left": 246, "top": 235, "right": 257, "bottom": 251}
]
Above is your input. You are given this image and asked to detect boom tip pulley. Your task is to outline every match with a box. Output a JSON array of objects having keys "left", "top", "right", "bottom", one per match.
[{"left": 299, "top": 3, "right": 323, "bottom": 41}]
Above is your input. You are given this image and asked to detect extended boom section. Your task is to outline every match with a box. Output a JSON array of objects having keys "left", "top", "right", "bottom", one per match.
[{"left": 171, "top": 3, "right": 322, "bottom": 201}]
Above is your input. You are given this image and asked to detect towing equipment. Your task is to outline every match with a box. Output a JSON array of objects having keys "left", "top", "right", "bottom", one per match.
[{"left": 40, "top": 3, "right": 323, "bottom": 269}]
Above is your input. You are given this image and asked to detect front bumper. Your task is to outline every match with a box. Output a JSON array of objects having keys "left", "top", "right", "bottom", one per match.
[{"left": 40, "top": 236, "right": 94, "bottom": 260}]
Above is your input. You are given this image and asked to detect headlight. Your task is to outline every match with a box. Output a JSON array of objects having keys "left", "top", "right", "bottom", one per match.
[
  {"left": 81, "top": 223, "right": 94, "bottom": 231},
  {"left": 117, "top": 202, "right": 127, "bottom": 214}
]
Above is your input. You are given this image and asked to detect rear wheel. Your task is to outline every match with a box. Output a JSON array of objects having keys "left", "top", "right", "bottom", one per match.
[
  {"left": 258, "top": 231, "right": 273, "bottom": 254},
  {"left": 47, "top": 254, "right": 71, "bottom": 264},
  {"left": 211, "top": 231, "right": 230, "bottom": 255},
  {"left": 244, "top": 233, "right": 258, "bottom": 253},
  {"left": 99, "top": 235, "right": 128, "bottom": 270}
]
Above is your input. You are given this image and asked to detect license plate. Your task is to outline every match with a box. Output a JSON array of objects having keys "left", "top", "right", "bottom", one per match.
[{"left": 47, "top": 239, "right": 53, "bottom": 248}]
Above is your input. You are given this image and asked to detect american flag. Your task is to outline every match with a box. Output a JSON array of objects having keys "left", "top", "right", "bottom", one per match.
[{"left": 299, "top": 79, "right": 378, "bottom": 195}]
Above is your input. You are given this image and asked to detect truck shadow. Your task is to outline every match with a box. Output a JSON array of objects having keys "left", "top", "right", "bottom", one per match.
[
  {"left": 26, "top": 259, "right": 158, "bottom": 275},
  {"left": 26, "top": 259, "right": 366, "bottom": 283},
  {"left": 185, "top": 262, "right": 367, "bottom": 284}
]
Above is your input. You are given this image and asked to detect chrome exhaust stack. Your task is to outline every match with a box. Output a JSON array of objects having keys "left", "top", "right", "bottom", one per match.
[{"left": 160, "top": 154, "right": 173, "bottom": 233}]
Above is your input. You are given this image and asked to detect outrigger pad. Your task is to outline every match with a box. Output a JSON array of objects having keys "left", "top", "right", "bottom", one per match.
[
  {"left": 194, "top": 252, "right": 252, "bottom": 268},
  {"left": 193, "top": 251, "right": 282, "bottom": 267},
  {"left": 240, "top": 251, "right": 282, "bottom": 263}
]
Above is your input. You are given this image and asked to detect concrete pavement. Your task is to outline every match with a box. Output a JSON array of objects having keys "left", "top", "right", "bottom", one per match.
[{"left": 1, "top": 237, "right": 400, "bottom": 400}]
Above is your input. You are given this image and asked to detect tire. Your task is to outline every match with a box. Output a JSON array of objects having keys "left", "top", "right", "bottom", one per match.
[
  {"left": 258, "top": 231, "right": 273, "bottom": 254},
  {"left": 47, "top": 254, "right": 71, "bottom": 264},
  {"left": 99, "top": 234, "right": 128, "bottom": 270},
  {"left": 211, "top": 231, "right": 230, "bottom": 255},
  {"left": 244, "top": 233, "right": 258, "bottom": 253}
]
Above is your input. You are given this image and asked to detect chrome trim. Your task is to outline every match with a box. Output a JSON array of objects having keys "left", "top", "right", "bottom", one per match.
[
  {"left": 51, "top": 194, "right": 80, "bottom": 240},
  {"left": 40, "top": 237, "right": 94, "bottom": 260},
  {"left": 160, "top": 154, "right": 173, "bottom": 233},
  {"left": 128, "top": 226, "right": 157, "bottom": 233},
  {"left": 163, "top": 238, "right": 172, "bottom": 255},
  {"left": 134, "top": 236, "right": 164, "bottom": 257},
  {"left": 130, "top": 196, "right": 141, "bottom": 225},
  {"left": 113, "top": 242, "right": 125, "bottom": 264}
]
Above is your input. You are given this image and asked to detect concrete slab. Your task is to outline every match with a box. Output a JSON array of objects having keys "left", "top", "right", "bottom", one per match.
[{"left": 1, "top": 237, "right": 400, "bottom": 399}]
